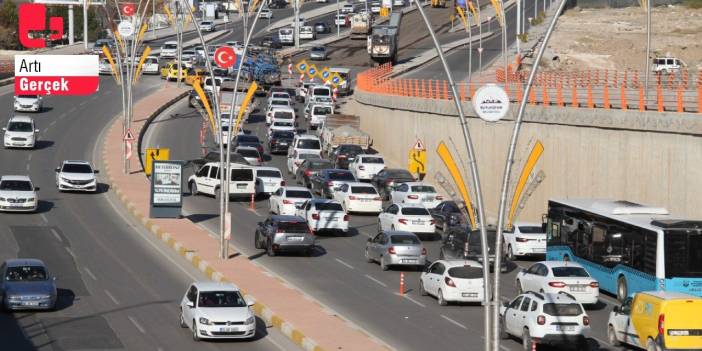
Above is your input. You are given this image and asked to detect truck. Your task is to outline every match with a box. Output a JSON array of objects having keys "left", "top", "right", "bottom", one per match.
[
  {"left": 350, "top": 13, "right": 372, "bottom": 40},
  {"left": 232, "top": 54, "right": 282, "bottom": 88},
  {"left": 318, "top": 114, "right": 372, "bottom": 155},
  {"left": 367, "top": 10, "right": 402, "bottom": 64}
]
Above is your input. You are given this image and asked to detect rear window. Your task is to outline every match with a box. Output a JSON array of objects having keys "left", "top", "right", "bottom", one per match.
[
  {"left": 551, "top": 267, "right": 590, "bottom": 277},
  {"left": 390, "top": 235, "right": 420, "bottom": 245},
  {"left": 542, "top": 303, "right": 583, "bottom": 316},
  {"left": 448, "top": 266, "right": 483, "bottom": 279},
  {"left": 387, "top": 170, "right": 413, "bottom": 178},
  {"left": 230, "top": 169, "right": 253, "bottom": 181},
  {"left": 272, "top": 131, "right": 294, "bottom": 139},
  {"left": 277, "top": 221, "right": 309, "bottom": 232},
  {"left": 361, "top": 157, "right": 384, "bottom": 164},
  {"left": 315, "top": 203, "right": 344, "bottom": 211},
  {"left": 257, "top": 170, "right": 281, "bottom": 178},
  {"left": 271, "top": 100, "right": 289, "bottom": 106},
  {"left": 351, "top": 186, "right": 377, "bottom": 194},
  {"left": 280, "top": 29, "right": 293, "bottom": 35},
  {"left": 518, "top": 226, "right": 544, "bottom": 234},
  {"left": 297, "top": 139, "right": 321, "bottom": 149},
  {"left": 401, "top": 208, "right": 429, "bottom": 216},
  {"left": 313, "top": 88, "right": 331, "bottom": 97},
  {"left": 237, "top": 135, "right": 260, "bottom": 143},
  {"left": 164, "top": 43, "right": 177, "bottom": 49},
  {"left": 309, "top": 160, "right": 332, "bottom": 169},
  {"left": 313, "top": 106, "right": 332, "bottom": 115},
  {"left": 286, "top": 190, "right": 313, "bottom": 198},
  {"left": 274, "top": 121, "right": 293, "bottom": 127},
  {"left": 237, "top": 149, "right": 260, "bottom": 158},
  {"left": 274, "top": 111, "right": 294, "bottom": 119},
  {"left": 328, "top": 171, "right": 355, "bottom": 181},
  {"left": 410, "top": 185, "right": 436, "bottom": 193}
]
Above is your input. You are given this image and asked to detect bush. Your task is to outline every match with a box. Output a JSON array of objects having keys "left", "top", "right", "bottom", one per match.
[
  {"left": 518, "top": 33, "right": 529, "bottom": 42},
  {"left": 683, "top": 0, "right": 702, "bottom": 8}
]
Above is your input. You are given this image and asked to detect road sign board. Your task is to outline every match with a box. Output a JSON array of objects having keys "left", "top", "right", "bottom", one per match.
[
  {"left": 295, "top": 60, "right": 308, "bottom": 74},
  {"left": 306, "top": 64, "right": 318, "bottom": 79},
  {"left": 408, "top": 149, "right": 427, "bottom": 175},
  {"left": 214, "top": 46, "right": 236, "bottom": 68},
  {"left": 145, "top": 147, "right": 170, "bottom": 176},
  {"left": 125, "top": 140, "right": 133, "bottom": 160},
  {"left": 320, "top": 67, "right": 331, "bottom": 81},
  {"left": 472, "top": 84, "right": 509, "bottom": 122},
  {"left": 413, "top": 138, "right": 426, "bottom": 151},
  {"left": 117, "top": 21, "right": 134, "bottom": 37},
  {"left": 124, "top": 129, "right": 135, "bottom": 141}
]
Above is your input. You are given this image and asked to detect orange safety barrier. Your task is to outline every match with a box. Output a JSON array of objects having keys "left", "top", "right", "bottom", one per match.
[
  {"left": 572, "top": 84, "right": 578, "bottom": 107},
  {"left": 620, "top": 84, "right": 627, "bottom": 111},
  {"left": 469, "top": 80, "right": 475, "bottom": 98},
  {"left": 639, "top": 85, "right": 645, "bottom": 111},
  {"left": 542, "top": 85, "right": 549, "bottom": 106},
  {"left": 587, "top": 84, "right": 593, "bottom": 108},
  {"left": 556, "top": 82, "right": 564, "bottom": 107},
  {"left": 603, "top": 84, "right": 610, "bottom": 109},
  {"left": 443, "top": 80, "right": 449, "bottom": 100},
  {"left": 516, "top": 83, "right": 523, "bottom": 104},
  {"left": 657, "top": 83, "right": 664, "bottom": 112},
  {"left": 677, "top": 85, "right": 684, "bottom": 113},
  {"left": 460, "top": 83, "right": 466, "bottom": 101},
  {"left": 528, "top": 85, "right": 536, "bottom": 105}
]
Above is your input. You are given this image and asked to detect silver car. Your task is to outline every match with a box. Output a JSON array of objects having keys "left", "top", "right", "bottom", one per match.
[
  {"left": 1, "top": 259, "right": 57, "bottom": 311},
  {"left": 255, "top": 215, "right": 316, "bottom": 256},
  {"left": 365, "top": 231, "right": 427, "bottom": 271},
  {"left": 309, "top": 46, "right": 327, "bottom": 61}
]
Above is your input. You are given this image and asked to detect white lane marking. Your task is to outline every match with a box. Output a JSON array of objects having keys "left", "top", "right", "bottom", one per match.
[
  {"left": 105, "top": 289, "right": 120, "bottom": 305},
  {"left": 127, "top": 315, "right": 146, "bottom": 334},
  {"left": 58, "top": 113, "right": 66, "bottom": 119},
  {"left": 79, "top": 101, "right": 88, "bottom": 107},
  {"left": 50, "top": 228, "right": 62, "bottom": 242},
  {"left": 394, "top": 292, "right": 426, "bottom": 307},
  {"left": 28, "top": 153, "right": 32, "bottom": 161},
  {"left": 26, "top": 164, "right": 30, "bottom": 171},
  {"left": 335, "top": 258, "right": 354, "bottom": 269},
  {"left": 84, "top": 267, "right": 97, "bottom": 281},
  {"left": 44, "top": 128, "right": 50, "bottom": 133},
  {"left": 364, "top": 274, "right": 388, "bottom": 287},
  {"left": 40, "top": 213, "right": 48, "bottom": 223},
  {"left": 441, "top": 314, "right": 468, "bottom": 330},
  {"left": 65, "top": 247, "right": 76, "bottom": 259}
]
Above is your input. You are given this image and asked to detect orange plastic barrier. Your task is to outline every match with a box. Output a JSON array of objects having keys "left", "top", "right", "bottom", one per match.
[
  {"left": 529, "top": 85, "right": 536, "bottom": 105},
  {"left": 639, "top": 85, "right": 645, "bottom": 111},
  {"left": 657, "top": 83, "right": 664, "bottom": 112},
  {"left": 542, "top": 85, "right": 549, "bottom": 106},
  {"left": 603, "top": 84, "right": 610, "bottom": 109},
  {"left": 677, "top": 85, "right": 684, "bottom": 113},
  {"left": 572, "top": 84, "right": 578, "bottom": 107},
  {"left": 556, "top": 82, "right": 564, "bottom": 107},
  {"left": 620, "top": 84, "right": 627, "bottom": 111},
  {"left": 587, "top": 84, "right": 593, "bottom": 108}
]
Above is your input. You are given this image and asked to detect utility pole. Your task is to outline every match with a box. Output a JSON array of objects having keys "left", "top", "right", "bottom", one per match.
[
  {"left": 152, "top": 0, "right": 156, "bottom": 38},
  {"left": 177, "top": 0, "right": 183, "bottom": 88},
  {"left": 644, "top": 0, "right": 651, "bottom": 101},
  {"left": 68, "top": 5, "right": 75, "bottom": 45},
  {"left": 336, "top": 0, "right": 340, "bottom": 37},
  {"left": 83, "top": 0, "right": 88, "bottom": 49},
  {"left": 516, "top": 0, "right": 520, "bottom": 55},
  {"left": 294, "top": 0, "right": 300, "bottom": 48}
]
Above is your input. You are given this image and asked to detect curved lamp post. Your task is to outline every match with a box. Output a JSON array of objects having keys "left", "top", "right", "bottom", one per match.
[{"left": 409, "top": 1, "right": 492, "bottom": 349}]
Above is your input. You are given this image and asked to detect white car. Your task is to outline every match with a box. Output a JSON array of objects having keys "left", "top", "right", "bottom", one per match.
[
  {"left": 204, "top": 77, "right": 224, "bottom": 95},
  {"left": 295, "top": 199, "right": 349, "bottom": 234},
  {"left": 378, "top": 203, "right": 436, "bottom": 236},
  {"left": 269, "top": 186, "right": 314, "bottom": 216},
  {"left": 235, "top": 146, "right": 263, "bottom": 166},
  {"left": 141, "top": 56, "right": 160, "bottom": 74},
  {"left": 3, "top": 115, "right": 38, "bottom": 149},
  {"left": 370, "top": 2, "right": 381, "bottom": 13},
  {"left": 419, "top": 260, "right": 484, "bottom": 305},
  {"left": 159, "top": 40, "right": 178, "bottom": 58},
  {"left": 179, "top": 282, "right": 256, "bottom": 341},
  {"left": 290, "top": 134, "right": 322, "bottom": 159},
  {"left": 260, "top": 8, "right": 273, "bottom": 18},
  {"left": 0, "top": 175, "right": 39, "bottom": 212},
  {"left": 502, "top": 222, "right": 547, "bottom": 260},
  {"left": 255, "top": 166, "right": 284, "bottom": 195},
  {"left": 188, "top": 162, "right": 256, "bottom": 199},
  {"left": 341, "top": 4, "right": 355, "bottom": 13},
  {"left": 270, "top": 91, "right": 291, "bottom": 100},
  {"left": 199, "top": 21, "right": 216, "bottom": 32},
  {"left": 268, "top": 120, "right": 296, "bottom": 137},
  {"left": 307, "top": 104, "right": 333, "bottom": 130},
  {"left": 14, "top": 95, "right": 42, "bottom": 113},
  {"left": 332, "top": 182, "right": 382, "bottom": 213},
  {"left": 500, "top": 292, "right": 590, "bottom": 349},
  {"left": 268, "top": 97, "right": 292, "bottom": 110},
  {"left": 390, "top": 182, "right": 443, "bottom": 209},
  {"left": 286, "top": 150, "right": 320, "bottom": 175},
  {"left": 99, "top": 58, "right": 112, "bottom": 75},
  {"left": 393, "top": 0, "right": 404, "bottom": 6},
  {"left": 334, "top": 14, "right": 347, "bottom": 26},
  {"left": 299, "top": 26, "right": 316, "bottom": 40},
  {"left": 515, "top": 261, "right": 599, "bottom": 305},
  {"left": 266, "top": 105, "right": 295, "bottom": 125},
  {"left": 55, "top": 160, "right": 98, "bottom": 192},
  {"left": 349, "top": 155, "right": 385, "bottom": 181}
]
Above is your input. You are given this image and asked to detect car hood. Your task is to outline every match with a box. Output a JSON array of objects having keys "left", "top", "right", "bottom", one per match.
[
  {"left": 4, "top": 131, "right": 34, "bottom": 138},
  {"left": 15, "top": 97, "right": 39, "bottom": 104},
  {"left": 5, "top": 281, "right": 55, "bottom": 296},
  {"left": 0, "top": 190, "right": 36, "bottom": 198},
  {"left": 198, "top": 307, "right": 251, "bottom": 322},
  {"left": 60, "top": 172, "right": 95, "bottom": 181}
]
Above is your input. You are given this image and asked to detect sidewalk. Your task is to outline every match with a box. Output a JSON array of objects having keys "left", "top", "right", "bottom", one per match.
[{"left": 101, "top": 87, "right": 388, "bottom": 351}]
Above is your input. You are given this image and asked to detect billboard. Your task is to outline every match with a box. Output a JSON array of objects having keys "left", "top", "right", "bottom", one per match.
[{"left": 150, "top": 160, "right": 183, "bottom": 218}]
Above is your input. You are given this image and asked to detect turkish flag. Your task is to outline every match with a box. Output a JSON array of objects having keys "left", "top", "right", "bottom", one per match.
[{"left": 121, "top": 3, "right": 136, "bottom": 16}]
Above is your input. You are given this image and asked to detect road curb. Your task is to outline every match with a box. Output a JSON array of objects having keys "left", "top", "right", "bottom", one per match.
[{"left": 101, "top": 92, "right": 327, "bottom": 351}]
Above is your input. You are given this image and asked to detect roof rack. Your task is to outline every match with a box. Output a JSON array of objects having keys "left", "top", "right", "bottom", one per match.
[
  {"left": 524, "top": 291, "right": 544, "bottom": 301},
  {"left": 557, "top": 291, "right": 576, "bottom": 300}
]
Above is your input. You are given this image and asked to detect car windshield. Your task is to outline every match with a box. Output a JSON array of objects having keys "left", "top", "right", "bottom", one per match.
[
  {"left": 287, "top": 190, "right": 313, "bottom": 198},
  {"left": 518, "top": 226, "right": 544, "bottom": 234},
  {"left": 390, "top": 235, "right": 420, "bottom": 245},
  {"left": 17, "top": 95, "right": 38, "bottom": 99},
  {"left": 274, "top": 121, "right": 293, "bottom": 127},
  {"left": 361, "top": 157, "right": 384, "bottom": 164},
  {"left": 313, "top": 106, "right": 332, "bottom": 114},
  {"left": 448, "top": 266, "right": 483, "bottom": 279},
  {"left": 551, "top": 267, "right": 590, "bottom": 277},
  {"left": 273, "top": 131, "right": 294, "bottom": 139},
  {"left": 274, "top": 112, "right": 293, "bottom": 119},
  {"left": 278, "top": 221, "right": 309, "bottom": 232},
  {"left": 328, "top": 171, "right": 355, "bottom": 181},
  {"left": 257, "top": 170, "right": 281, "bottom": 178},
  {"left": 237, "top": 149, "right": 260, "bottom": 158},
  {"left": 237, "top": 135, "right": 259, "bottom": 143},
  {"left": 164, "top": 43, "right": 177, "bottom": 49},
  {"left": 62, "top": 163, "right": 93, "bottom": 173},
  {"left": 0, "top": 180, "right": 33, "bottom": 191},
  {"left": 315, "top": 202, "right": 344, "bottom": 211},
  {"left": 410, "top": 185, "right": 436, "bottom": 193},
  {"left": 542, "top": 303, "right": 583, "bottom": 316},
  {"left": 312, "top": 88, "right": 331, "bottom": 96},
  {"left": 7, "top": 122, "right": 33, "bottom": 132},
  {"left": 198, "top": 291, "right": 246, "bottom": 308},
  {"left": 401, "top": 208, "right": 429, "bottom": 216},
  {"left": 298, "top": 139, "right": 320, "bottom": 149},
  {"left": 387, "top": 170, "right": 413, "bottom": 178},
  {"left": 351, "top": 186, "right": 377, "bottom": 194},
  {"left": 5, "top": 266, "right": 48, "bottom": 281}
]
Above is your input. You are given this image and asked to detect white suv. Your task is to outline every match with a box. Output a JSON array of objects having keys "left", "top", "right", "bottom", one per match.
[
  {"left": 500, "top": 291, "right": 590, "bottom": 350},
  {"left": 3, "top": 115, "right": 38, "bottom": 149}
]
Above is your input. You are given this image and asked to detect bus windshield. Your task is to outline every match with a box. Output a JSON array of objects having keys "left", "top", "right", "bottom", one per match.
[{"left": 665, "top": 230, "right": 702, "bottom": 278}]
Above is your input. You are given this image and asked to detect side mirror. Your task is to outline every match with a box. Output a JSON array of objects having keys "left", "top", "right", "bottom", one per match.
[
  {"left": 34, "top": 187, "right": 40, "bottom": 191},
  {"left": 55, "top": 167, "right": 61, "bottom": 172},
  {"left": 367, "top": 238, "right": 372, "bottom": 242},
  {"left": 502, "top": 302, "right": 509, "bottom": 308},
  {"left": 186, "top": 301, "right": 195, "bottom": 308},
  {"left": 35, "top": 129, "right": 40, "bottom": 133},
  {"left": 93, "top": 170, "right": 99, "bottom": 174},
  {"left": 247, "top": 300, "right": 255, "bottom": 307},
  {"left": 613, "top": 306, "right": 620, "bottom": 314}
]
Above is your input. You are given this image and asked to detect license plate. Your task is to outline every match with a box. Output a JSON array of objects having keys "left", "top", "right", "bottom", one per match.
[
  {"left": 462, "top": 292, "right": 478, "bottom": 298},
  {"left": 236, "top": 184, "right": 247, "bottom": 189},
  {"left": 412, "top": 220, "right": 422, "bottom": 225},
  {"left": 265, "top": 182, "right": 276, "bottom": 186},
  {"left": 23, "top": 301, "right": 39, "bottom": 306},
  {"left": 555, "top": 325, "right": 575, "bottom": 332},
  {"left": 423, "top": 196, "right": 434, "bottom": 201},
  {"left": 219, "top": 327, "right": 237, "bottom": 332},
  {"left": 401, "top": 259, "right": 416, "bottom": 264},
  {"left": 287, "top": 236, "right": 304, "bottom": 242},
  {"left": 533, "top": 248, "right": 546, "bottom": 253},
  {"left": 325, "top": 217, "right": 338, "bottom": 221},
  {"left": 360, "top": 198, "right": 372, "bottom": 202},
  {"left": 569, "top": 286, "right": 586, "bottom": 292},
  {"left": 279, "top": 142, "right": 288, "bottom": 145}
]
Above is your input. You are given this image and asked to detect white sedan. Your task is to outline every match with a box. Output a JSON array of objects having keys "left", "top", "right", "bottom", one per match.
[
  {"left": 267, "top": 120, "right": 296, "bottom": 138},
  {"left": 295, "top": 199, "right": 349, "bottom": 234},
  {"left": 390, "top": 182, "right": 443, "bottom": 209},
  {"left": 332, "top": 182, "right": 382, "bottom": 213},
  {"left": 502, "top": 221, "right": 547, "bottom": 260},
  {"left": 55, "top": 160, "right": 98, "bottom": 192},
  {"left": 420, "top": 260, "right": 485, "bottom": 305},
  {"left": 0, "top": 175, "right": 39, "bottom": 212},
  {"left": 286, "top": 150, "right": 320, "bottom": 175},
  {"left": 515, "top": 261, "right": 599, "bottom": 305},
  {"left": 378, "top": 203, "right": 435, "bottom": 236},
  {"left": 349, "top": 155, "right": 386, "bottom": 181},
  {"left": 255, "top": 166, "right": 284, "bottom": 195},
  {"left": 14, "top": 95, "right": 43, "bottom": 112},
  {"left": 269, "top": 186, "right": 313, "bottom": 216},
  {"left": 179, "top": 282, "right": 256, "bottom": 340}
]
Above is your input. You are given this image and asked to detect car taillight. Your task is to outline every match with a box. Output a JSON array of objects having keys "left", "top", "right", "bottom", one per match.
[
  {"left": 338, "top": 155, "right": 347, "bottom": 158},
  {"left": 276, "top": 229, "right": 284, "bottom": 233},
  {"left": 537, "top": 315, "right": 546, "bottom": 325},
  {"left": 421, "top": 247, "right": 427, "bottom": 255},
  {"left": 348, "top": 195, "right": 358, "bottom": 200},
  {"left": 658, "top": 314, "right": 665, "bottom": 336},
  {"left": 343, "top": 214, "right": 349, "bottom": 221},
  {"left": 407, "top": 195, "right": 419, "bottom": 199},
  {"left": 444, "top": 277, "right": 456, "bottom": 287},
  {"left": 398, "top": 219, "right": 408, "bottom": 224},
  {"left": 436, "top": 195, "right": 443, "bottom": 200},
  {"left": 305, "top": 170, "right": 312, "bottom": 176},
  {"left": 373, "top": 196, "right": 382, "bottom": 201},
  {"left": 281, "top": 180, "right": 286, "bottom": 186},
  {"left": 516, "top": 237, "right": 529, "bottom": 242},
  {"left": 548, "top": 281, "right": 566, "bottom": 288},
  {"left": 358, "top": 165, "right": 365, "bottom": 170},
  {"left": 430, "top": 219, "right": 436, "bottom": 225},
  {"left": 283, "top": 199, "right": 293, "bottom": 204},
  {"left": 326, "top": 181, "right": 334, "bottom": 187},
  {"left": 589, "top": 282, "right": 599, "bottom": 288},
  {"left": 583, "top": 316, "right": 590, "bottom": 326},
  {"left": 311, "top": 213, "right": 320, "bottom": 220},
  {"left": 386, "top": 180, "right": 393, "bottom": 185},
  {"left": 387, "top": 246, "right": 396, "bottom": 254}
]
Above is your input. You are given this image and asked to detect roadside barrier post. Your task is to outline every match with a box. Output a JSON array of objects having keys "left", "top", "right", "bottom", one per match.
[
  {"left": 603, "top": 84, "right": 610, "bottom": 109},
  {"left": 639, "top": 84, "right": 645, "bottom": 111},
  {"left": 620, "top": 84, "right": 627, "bottom": 111},
  {"left": 250, "top": 193, "right": 255, "bottom": 210},
  {"left": 677, "top": 85, "right": 684, "bottom": 112},
  {"left": 587, "top": 84, "right": 594, "bottom": 108},
  {"left": 528, "top": 85, "right": 536, "bottom": 105},
  {"left": 400, "top": 272, "right": 405, "bottom": 296},
  {"left": 572, "top": 84, "right": 578, "bottom": 107},
  {"left": 542, "top": 85, "right": 549, "bottom": 106},
  {"left": 556, "top": 82, "right": 563, "bottom": 107},
  {"left": 657, "top": 82, "right": 664, "bottom": 112},
  {"left": 460, "top": 83, "right": 466, "bottom": 101}
]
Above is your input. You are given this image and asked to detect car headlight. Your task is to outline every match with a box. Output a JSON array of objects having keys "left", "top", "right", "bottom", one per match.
[
  {"left": 7, "top": 295, "right": 19, "bottom": 300},
  {"left": 61, "top": 177, "right": 72, "bottom": 182},
  {"left": 246, "top": 316, "right": 255, "bottom": 325},
  {"left": 198, "top": 317, "right": 211, "bottom": 325},
  {"left": 27, "top": 198, "right": 35, "bottom": 202}
]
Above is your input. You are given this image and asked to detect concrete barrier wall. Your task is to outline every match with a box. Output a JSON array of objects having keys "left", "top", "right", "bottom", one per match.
[{"left": 343, "top": 90, "right": 702, "bottom": 222}]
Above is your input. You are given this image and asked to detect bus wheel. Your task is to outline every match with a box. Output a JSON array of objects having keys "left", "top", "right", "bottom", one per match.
[{"left": 617, "top": 276, "right": 628, "bottom": 302}]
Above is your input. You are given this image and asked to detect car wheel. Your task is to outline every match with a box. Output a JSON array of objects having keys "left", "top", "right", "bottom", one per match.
[
  {"left": 419, "top": 280, "right": 427, "bottom": 296},
  {"left": 522, "top": 328, "right": 532, "bottom": 351},
  {"left": 499, "top": 317, "right": 509, "bottom": 339},
  {"left": 180, "top": 309, "right": 187, "bottom": 328},
  {"left": 617, "top": 276, "right": 628, "bottom": 302},
  {"left": 380, "top": 256, "right": 388, "bottom": 271},
  {"left": 608, "top": 325, "right": 620, "bottom": 346},
  {"left": 516, "top": 279, "right": 523, "bottom": 295},
  {"left": 254, "top": 233, "right": 262, "bottom": 249},
  {"left": 189, "top": 182, "right": 198, "bottom": 196},
  {"left": 192, "top": 320, "right": 200, "bottom": 341},
  {"left": 365, "top": 248, "right": 373, "bottom": 263},
  {"left": 267, "top": 240, "right": 276, "bottom": 257},
  {"left": 214, "top": 187, "right": 220, "bottom": 201},
  {"left": 437, "top": 288, "right": 447, "bottom": 306},
  {"left": 507, "top": 245, "right": 515, "bottom": 261}
]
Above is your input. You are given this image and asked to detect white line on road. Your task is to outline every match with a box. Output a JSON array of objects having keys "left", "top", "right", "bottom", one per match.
[
  {"left": 105, "top": 289, "right": 120, "bottom": 305},
  {"left": 394, "top": 293, "right": 425, "bottom": 307},
  {"left": 58, "top": 113, "right": 66, "bottom": 119},
  {"left": 335, "top": 258, "right": 354, "bottom": 269},
  {"left": 50, "top": 228, "right": 62, "bottom": 242},
  {"left": 40, "top": 213, "right": 48, "bottom": 223},
  {"left": 28, "top": 153, "right": 32, "bottom": 161},
  {"left": 127, "top": 315, "right": 146, "bottom": 334},
  {"left": 84, "top": 267, "right": 97, "bottom": 281},
  {"left": 44, "top": 128, "right": 50, "bottom": 133},
  {"left": 441, "top": 314, "right": 468, "bottom": 330},
  {"left": 364, "top": 274, "right": 388, "bottom": 287},
  {"left": 26, "top": 164, "right": 30, "bottom": 171},
  {"left": 64, "top": 247, "right": 76, "bottom": 259}
]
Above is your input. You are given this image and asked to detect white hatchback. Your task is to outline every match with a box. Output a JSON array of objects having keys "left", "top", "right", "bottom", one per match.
[
  {"left": 390, "top": 182, "right": 443, "bottom": 209},
  {"left": 515, "top": 261, "right": 599, "bottom": 305},
  {"left": 3, "top": 115, "right": 38, "bottom": 149},
  {"left": 180, "top": 282, "right": 256, "bottom": 341},
  {"left": 378, "top": 203, "right": 435, "bottom": 236},
  {"left": 420, "top": 260, "right": 485, "bottom": 305},
  {"left": 502, "top": 221, "right": 547, "bottom": 260},
  {"left": 266, "top": 105, "right": 296, "bottom": 125},
  {"left": 269, "top": 186, "right": 314, "bottom": 216},
  {"left": 14, "top": 95, "right": 42, "bottom": 112},
  {"left": 349, "top": 155, "right": 385, "bottom": 181},
  {"left": 332, "top": 182, "right": 382, "bottom": 213},
  {"left": 268, "top": 120, "right": 296, "bottom": 137}
]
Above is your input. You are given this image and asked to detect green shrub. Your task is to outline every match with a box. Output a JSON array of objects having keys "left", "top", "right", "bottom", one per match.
[{"left": 683, "top": 0, "right": 702, "bottom": 8}]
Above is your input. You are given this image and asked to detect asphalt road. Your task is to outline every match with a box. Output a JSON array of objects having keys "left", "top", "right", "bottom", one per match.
[
  {"left": 142, "top": 79, "right": 625, "bottom": 350},
  {"left": 0, "top": 76, "right": 299, "bottom": 351}
]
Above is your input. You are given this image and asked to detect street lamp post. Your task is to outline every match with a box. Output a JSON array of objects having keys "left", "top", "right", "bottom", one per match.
[
  {"left": 336, "top": 0, "right": 340, "bottom": 37},
  {"left": 491, "top": 0, "right": 568, "bottom": 350},
  {"left": 644, "top": 0, "right": 651, "bottom": 101}
]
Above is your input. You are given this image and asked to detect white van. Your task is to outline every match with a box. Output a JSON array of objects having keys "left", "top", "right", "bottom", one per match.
[
  {"left": 188, "top": 162, "right": 256, "bottom": 198},
  {"left": 278, "top": 27, "right": 294, "bottom": 45},
  {"left": 299, "top": 26, "right": 316, "bottom": 40},
  {"left": 290, "top": 134, "right": 322, "bottom": 158},
  {"left": 306, "top": 85, "right": 333, "bottom": 107},
  {"left": 266, "top": 106, "right": 296, "bottom": 125},
  {"left": 652, "top": 57, "right": 684, "bottom": 74},
  {"left": 308, "top": 104, "right": 333, "bottom": 129},
  {"left": 160, "top": 41, "right": 178, "bottom": 58}
]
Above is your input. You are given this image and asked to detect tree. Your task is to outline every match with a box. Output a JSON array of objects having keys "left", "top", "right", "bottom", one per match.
[{"left": 0, "top": 1, "right": 17, "bottom": 28}]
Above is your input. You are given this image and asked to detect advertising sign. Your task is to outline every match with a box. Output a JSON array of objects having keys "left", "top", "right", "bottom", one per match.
[
  {"left": 150, "top": 160, "right": 183, "bottom": 218},
  {"left": 15, "top": 55, "right": 99, "bottom": 96},
  {"left": 472, "top": 84, "right": 510, "bottom": 122}
]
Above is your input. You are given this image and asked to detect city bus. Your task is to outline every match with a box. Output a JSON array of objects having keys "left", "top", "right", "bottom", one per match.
[{"left": 545, "top": 199, "right": 702, "bottom": 302}]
